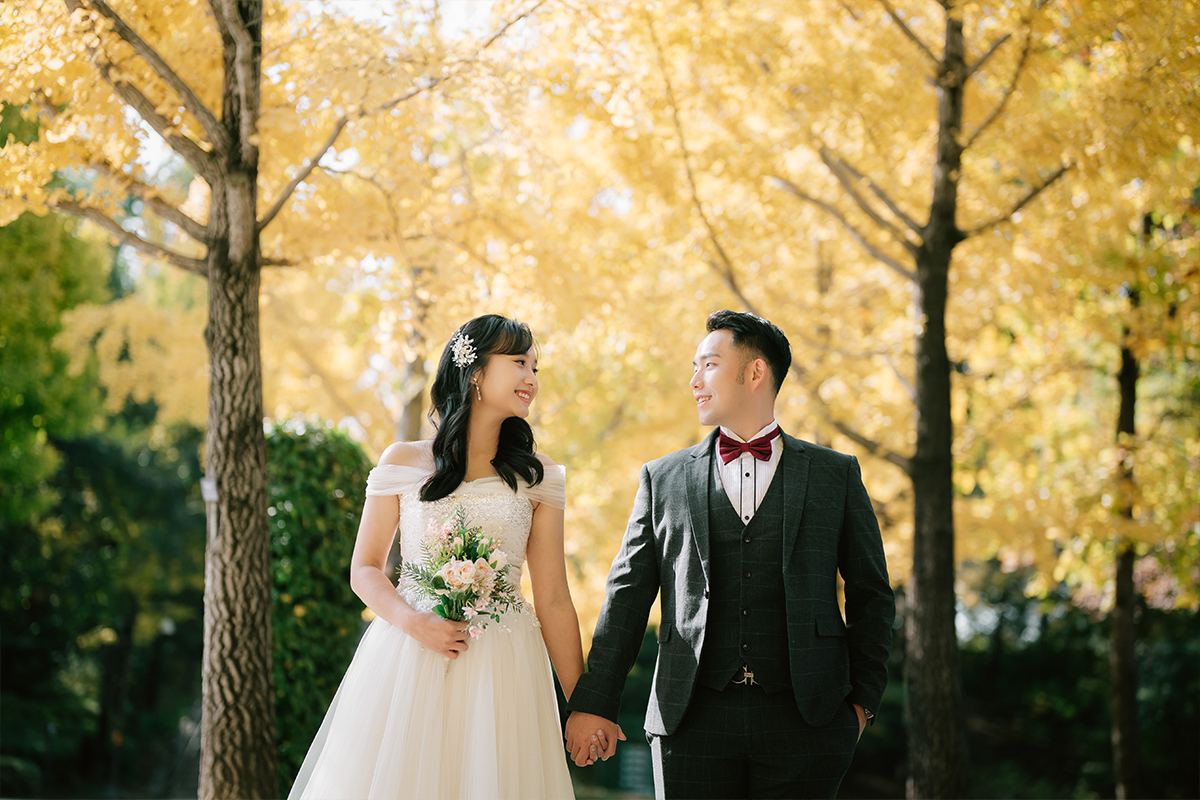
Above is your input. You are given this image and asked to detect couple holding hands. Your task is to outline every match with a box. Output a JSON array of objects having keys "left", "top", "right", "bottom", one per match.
[{"left": 287, "top": 310, "right": 894, "bottom": 800}]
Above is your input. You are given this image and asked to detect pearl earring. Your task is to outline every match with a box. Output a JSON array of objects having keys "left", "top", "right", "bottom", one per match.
[{"left": 473, "top": 380, "right": 481, "bottom": 401}]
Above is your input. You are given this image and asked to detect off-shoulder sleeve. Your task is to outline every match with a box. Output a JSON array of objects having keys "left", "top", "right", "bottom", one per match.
[
  {"left": 365, "top": 464, "right": 430, "bottom": 497},
  {"left": 521, "top": 464, "right": 566, "bottom": 510}
]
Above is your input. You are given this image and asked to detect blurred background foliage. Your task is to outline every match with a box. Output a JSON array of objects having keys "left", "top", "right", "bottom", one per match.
[{"left": 2, "top": 0, "right": 1198, "bottom": 796}]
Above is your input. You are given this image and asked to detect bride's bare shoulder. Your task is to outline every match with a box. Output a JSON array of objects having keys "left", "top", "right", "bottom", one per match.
[{"left": 378, "top": 440, "right": 434, "bottom": 469}]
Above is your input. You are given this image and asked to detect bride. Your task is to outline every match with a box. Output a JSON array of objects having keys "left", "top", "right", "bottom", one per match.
[{"left": 288, "top": 314, "right": 587, "bottom": 799}]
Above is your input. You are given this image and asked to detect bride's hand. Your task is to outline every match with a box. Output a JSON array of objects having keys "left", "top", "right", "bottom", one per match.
[{"left": 402, "top": 611, "right": 470, "bottom": 658}]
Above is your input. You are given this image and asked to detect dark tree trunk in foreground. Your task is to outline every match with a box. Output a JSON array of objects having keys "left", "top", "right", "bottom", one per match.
[
  {"left": 904, "top": 13, "right": 968, "bottom": 798},
  {"left": 192, "top": 2, "right": 279, "bottom": 794},
  {"left": 1111, "top": 333, "right": 1140, "bottom": 799},
  {"left": 197, "top": 2, "right": 276, "bottom": 796}
]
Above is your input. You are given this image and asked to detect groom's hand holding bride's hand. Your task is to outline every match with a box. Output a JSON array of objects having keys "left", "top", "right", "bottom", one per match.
[{"left": 565, "top": 711, "right": 625, "bottom": 767}]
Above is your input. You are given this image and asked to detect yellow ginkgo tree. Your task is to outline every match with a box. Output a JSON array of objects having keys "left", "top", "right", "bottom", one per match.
[
  {"left": 533, "top": 0, "right": 1199, "bottom": 795},
  {"left": 0, "top": 1, "right": 542, "bottom": 794}
]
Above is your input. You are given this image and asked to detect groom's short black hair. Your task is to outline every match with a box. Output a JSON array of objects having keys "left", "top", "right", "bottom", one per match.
[{"left": 706, "top": 310, "right": 791, "bottom": 396}]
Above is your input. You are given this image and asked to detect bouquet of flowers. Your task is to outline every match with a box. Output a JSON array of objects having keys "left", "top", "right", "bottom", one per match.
[{"left": 400, "top": 504, "right": 521, "bottom": 636}]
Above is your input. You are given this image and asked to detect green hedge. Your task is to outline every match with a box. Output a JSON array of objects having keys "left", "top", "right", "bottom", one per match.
[{"left": 267, "top": 419, "right": 374, "bottom": 797}]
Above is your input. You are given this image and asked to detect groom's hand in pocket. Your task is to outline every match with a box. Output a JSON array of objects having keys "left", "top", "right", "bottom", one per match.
[
  {"left": 852, "top": 703, "right": 867, "bottom": 740},
  {"left": 565, "top": 711, "right": 623, "bottom": 766}
]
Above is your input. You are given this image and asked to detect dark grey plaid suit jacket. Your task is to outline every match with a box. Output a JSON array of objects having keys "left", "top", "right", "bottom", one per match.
[{"left": 569, "top": 429, "right": 895, "bottom": 736}]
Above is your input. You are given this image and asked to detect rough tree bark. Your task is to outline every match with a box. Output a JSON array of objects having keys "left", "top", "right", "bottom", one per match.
[
  {"left": 1111, "top": 322, "right": 1141, "bottom": 799},
  {"left": 198, "top": 2, "right": 276, "bottom": 794}
]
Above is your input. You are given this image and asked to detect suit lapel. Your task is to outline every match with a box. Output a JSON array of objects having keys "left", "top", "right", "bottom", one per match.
[
  {"left": 685, "top": 429, "right": 719, "bottom": 585},
  {"left": 779, "top": 432, "right": 810, "bottom": 565}
]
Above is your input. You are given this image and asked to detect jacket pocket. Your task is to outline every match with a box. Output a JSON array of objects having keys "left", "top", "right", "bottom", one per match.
[
  {"left": 657, "top": 621, "right": 672, "bottom": 643},
  {"left": 816, "top": 617, "right": 847, "bottom": 637}
]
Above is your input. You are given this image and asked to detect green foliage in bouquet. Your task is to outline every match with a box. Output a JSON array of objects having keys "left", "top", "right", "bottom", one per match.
[
  {"left": 401, "top": 504, "right": 521, "bottom": 630},
  {"left": 266, "top": 419, "right": 372, "bottom": 797}
]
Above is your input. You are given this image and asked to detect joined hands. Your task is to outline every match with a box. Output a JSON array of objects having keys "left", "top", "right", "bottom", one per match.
[{"left": 565, "top": 711, "right": 625, "bottom": 766}]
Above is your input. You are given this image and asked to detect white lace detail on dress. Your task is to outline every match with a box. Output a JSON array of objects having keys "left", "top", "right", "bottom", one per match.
[{"left": 366, "top": 464, "right": 565, "bottom": 628}]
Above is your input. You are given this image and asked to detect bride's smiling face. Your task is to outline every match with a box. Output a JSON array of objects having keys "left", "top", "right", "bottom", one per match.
[{"left": 474, "top": 347, "right": 539, "bottom": 419}]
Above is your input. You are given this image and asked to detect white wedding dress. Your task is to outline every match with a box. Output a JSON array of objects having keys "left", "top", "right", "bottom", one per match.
[{"left": 287, "top": 464, "right": 575, "bottom": 800}]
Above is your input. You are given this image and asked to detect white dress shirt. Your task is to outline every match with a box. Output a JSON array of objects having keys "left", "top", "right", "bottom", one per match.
[{"left": 716, "top": 420, "right": 782, "bottom": 524}]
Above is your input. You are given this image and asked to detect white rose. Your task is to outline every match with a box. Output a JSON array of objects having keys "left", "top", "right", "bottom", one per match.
[
  {"left": 453, "top": 559, "right": 478, "bottom": 586},
  {"left": 437, "top": 562, "right": 458, "bottom": 591},
  {"left": 491, "top": 550, "right": 508, "bottom": 570}
]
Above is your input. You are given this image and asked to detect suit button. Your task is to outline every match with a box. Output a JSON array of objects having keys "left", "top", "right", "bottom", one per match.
[
  {"left": 743, "top": 536, "right": 751, "bottom": 543},
  {"left": 741, "top": 643, "right": 749, "bottom": 651},
  {"left": 744, "top": 571, "right": 751, "bottom": 579},
  {"left": 742, "top": 609, "right": 749, "bottom": 616},
  {"left": 743, "top": 515, "right": 750, "bottom": 521}
]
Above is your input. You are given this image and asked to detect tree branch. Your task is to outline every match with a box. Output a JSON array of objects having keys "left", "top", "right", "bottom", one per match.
[
  {"left": 823, "top": 149, "right": 925, "bottom": 236},
  {"left": 877, "top": 0, "right": 940, "bottom": 65},
  {"left": 258, "top": 2, "right": 542, "bottom": 233},
  {"left": 138, "top": 191, "right": 209, "bottom": 242},
  {"left": 257, "top": 117, "right": 349, "bottom": 232},
  {"left": 469, "top": 0, "right": 547, "bottom": 56},
  {"left": 53, "top": 199, "right": 207, "bottom": 276},
  {"left": 85, "top": 158, "right": 208, "bottom": 241},
  {"left": 967, "top": 30, "right": 1013, "bottom": 77},
  {"left": 72, "top": 0, "right": 227, "bottom": 151},
  {"left": 884, "top": 352, "right": 917, "bottom": 402},
  {"left": 964, "top": 162, "right": 1071, "bottom": 238},
  {"left": 818, "top": 147, "right": 920, "bottom": 250},
  {"left": 964, "top": 28, "right": 1031, "bottom": 151},
  {"left": 821, "top": 402, "right": 914, "bottom": 474},
  {"left": 62, "top": 0, "right": 217, "bottom": 180},
  {"left": 769, "top": 176, "right": 917, "bottom": 282}
]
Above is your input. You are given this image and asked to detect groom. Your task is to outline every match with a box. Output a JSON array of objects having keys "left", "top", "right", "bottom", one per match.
[{"left": 566, "top": 311, "right": 895, "bottom": 799}]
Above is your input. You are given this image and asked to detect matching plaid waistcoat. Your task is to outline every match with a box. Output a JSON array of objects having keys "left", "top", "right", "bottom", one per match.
[{"left": 696, "top": 452, "right": 791, "bottom": 693}]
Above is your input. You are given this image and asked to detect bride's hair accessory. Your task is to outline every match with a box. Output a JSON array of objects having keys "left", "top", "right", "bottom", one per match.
[{"left": 450, "top": 331, "right": 477, "bottom": 369}]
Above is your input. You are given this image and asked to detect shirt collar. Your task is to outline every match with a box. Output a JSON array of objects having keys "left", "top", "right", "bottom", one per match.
[{"left": 718, "top": 420, "right": 779, "bottom": 444}]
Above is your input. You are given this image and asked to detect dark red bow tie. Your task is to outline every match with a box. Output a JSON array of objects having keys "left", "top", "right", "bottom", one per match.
[{"left": 717, "top": 427, "right": 781, "bottom": 465}]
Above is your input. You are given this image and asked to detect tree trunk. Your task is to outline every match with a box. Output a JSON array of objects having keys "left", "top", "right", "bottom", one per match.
[
  {"left": 395, "top": 283, "right": 430, "bottom": 442},
  {"left": 396, "top": 351, "right": 427, "bottom": 442},
  {"left": 905, "top": 12, "right": 968, "bottom": 799},
  {"left": 1111, "top": 335, "right": 1140, "bottom": 799},
  {"left": 198, "top": 2, "right": 276, "bottom": 796}
]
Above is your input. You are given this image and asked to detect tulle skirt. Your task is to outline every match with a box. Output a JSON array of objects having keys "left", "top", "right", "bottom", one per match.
[{"left": 287, "top": 609, "right": 575, "bottom": 800}]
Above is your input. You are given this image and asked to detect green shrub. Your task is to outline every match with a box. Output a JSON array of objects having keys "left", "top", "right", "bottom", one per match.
[{"left": 268, "top": 419, "right": 374, "bottom": 796}]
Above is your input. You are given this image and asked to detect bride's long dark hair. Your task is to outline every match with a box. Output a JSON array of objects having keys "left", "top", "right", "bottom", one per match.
[{"left": 420, "top": 314, "right": 545, "bottom": 502}]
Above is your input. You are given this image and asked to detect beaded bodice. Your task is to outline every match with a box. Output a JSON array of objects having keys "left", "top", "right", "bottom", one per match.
[{"left": 365, "top": 464, "right": 566, "bottom": 615}]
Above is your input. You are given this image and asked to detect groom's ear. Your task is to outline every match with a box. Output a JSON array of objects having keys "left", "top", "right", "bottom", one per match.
[{"left": 748, "top": 357, "right": 770, "bottom": 391}]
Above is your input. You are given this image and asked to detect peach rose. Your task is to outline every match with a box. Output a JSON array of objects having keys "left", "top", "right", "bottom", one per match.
[{"left": 453, "top": 559, "right": 478, "bottom": 587}]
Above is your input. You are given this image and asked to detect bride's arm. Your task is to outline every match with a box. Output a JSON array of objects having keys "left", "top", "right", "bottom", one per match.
[
  {"left": 525, "top": 474, "right": 584, "bottom": 699},
  {"left": 349, "top": 443, "right": 470, "bottom": 659}
]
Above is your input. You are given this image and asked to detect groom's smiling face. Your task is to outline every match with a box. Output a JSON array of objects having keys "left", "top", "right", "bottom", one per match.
[{"left": 690, "top": 329, "right": 750, "bottom": 428}]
